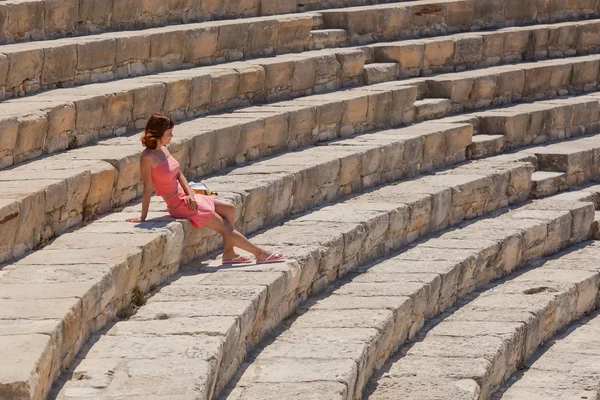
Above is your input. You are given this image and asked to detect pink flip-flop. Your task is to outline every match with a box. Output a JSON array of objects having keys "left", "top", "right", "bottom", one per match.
[
  {"left": 256, "top": 252, "right": 285, "bottom": 264},
  {"left": 221, "top": 255, "right": 252, "bottom": 265}
]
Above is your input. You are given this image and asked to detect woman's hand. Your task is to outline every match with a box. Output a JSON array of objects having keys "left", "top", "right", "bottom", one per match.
[
  {"left": 126, "top": 217, "right": 142, "bottom": 223},
  {"left": 187, "top": 195, "right": 197, "bottom": 211}
]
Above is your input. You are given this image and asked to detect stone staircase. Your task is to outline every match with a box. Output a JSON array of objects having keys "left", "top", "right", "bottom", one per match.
[{"left": 2, "top": 0, "right": 600, "bottom": 399}]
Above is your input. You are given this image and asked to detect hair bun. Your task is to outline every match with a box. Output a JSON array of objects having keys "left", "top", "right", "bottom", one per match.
[{"left": 140, "top": 134, "right": 159, "bottom": 150}]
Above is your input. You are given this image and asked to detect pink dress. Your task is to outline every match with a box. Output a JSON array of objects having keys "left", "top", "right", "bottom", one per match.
[{"left": 151, "top": 153, "right": 215, "bottom": 228}]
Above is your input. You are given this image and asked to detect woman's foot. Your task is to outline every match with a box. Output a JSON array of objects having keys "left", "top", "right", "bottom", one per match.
[
  {"left": 255, "top": 251, "right": 285, "bottom": 264},
  {"left": 221, "top": 253, "right": 252, "bottom": 264}
]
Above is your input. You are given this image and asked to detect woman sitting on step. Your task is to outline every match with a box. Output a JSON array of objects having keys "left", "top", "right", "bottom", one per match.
[{"left": 126, "top": 113, "right": 284, "bottom": 265}]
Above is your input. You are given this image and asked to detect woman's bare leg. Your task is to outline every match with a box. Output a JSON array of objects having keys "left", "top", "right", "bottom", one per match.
[
  {"left": 214, "top": 200, "right": 237, "bottom": 259},
  {"left": 204, "top": 212, "right": 271, "bottom": 260}
]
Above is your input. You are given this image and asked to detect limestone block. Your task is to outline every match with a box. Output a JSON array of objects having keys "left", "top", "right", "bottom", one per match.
[
  {"left": 260, "top": 0, "right": 296, "bottom": 15},
  {"left": 132, "top": 84, "right": 167, "bottom": 121},
  {"left": 376, "top": 44, "right": 424, "bottom": 71},
  {"left": 549, "top": 24, "right": 578, "bottom": 53},
  {"left": 366, "top": 92, "right": 392, "bottom": 126},
  {"left": 446, "top": 0, "right": 475, "bottom": 27},
  {"left": 263, "top": 60, "right": 293, "bottom": 90},
  {"left": 0, "top": 117, "right": 18, "bottom": 161},
  {"left": 571, "top": 59, "right": 600, "bottom": 87},
  {"left": 0, "top": 54, "right": 8, "bottom": 87},
  {"left": 61, "top": 172, "right": 93, "bottom": 226},
  {"left": 6, "top": 1, "right": 44, "bottom": 39},
  {"left": 14, "top": 189, "right": 45, "bottom": 254},
  {"left": 470, "top": 75, "right": 497, "bottom": 105},
  {"left": 44, "top": 0, "right": 78, "bottom": 36},
  {"left": 202, "top": 0, "right": 231, "bottom": 16},
  {"left": 496, "top": 70, "right": 525, "bottom": 99},
  {"left": 342, "top": 96, "right": 368, "bottom": 126},
  {"left": 210, "top": 70, "right": 240, "bottom": 105},
  {"left": 336, "top": 50, "right": 366, "bottom": 80},
  {"left": 116, "top": 35, "right": 150, "bottom": 64},
  {"left": 524, "top": 66, "right": 552, "bottom": 97},
  {"left": 391, "top": 86, "right": 418, "bottom": 125},
  {"left": 412, "top": 3, "right": 444, "bottom": 28},
  {"left": 77, "top": 39, "right": 117, "bottom": 71},
  {"left": 182, "top": 27, "right": 218, "bottom": 63},
  {"left": 481, "top": 34, "right": 504, "bottom": 64},
  {"left": 189, "top": 74, "right": 212, "bottom": 111},
  {"left": 103, "top": 91, "right": 134, "bottom": 127},
  {"left": 150, "top": 30, "right": 185, "bottom": 64},
  {"left": 229, "top": 0, "right": 260, "bottom": 17},
  {"left": 505, "top": 0, "right": 538, "bottom": 21},
  {"left": 188, "top": 131, "right": 215, "bottom": 170},
  {"left": 292, "top": 58, "right": 317, "bottom": 91},
  {"left": 531, "top": 27, "right": 550, "bottom": 55},
  {"left": 42, "top": 44, "right": 77, "bottom": 85},
  {"left": 6, "top": 49, "right": 43, "bottom": 89},
  {"left": 317, "top": 102, "right": 343, "bottom": 127},
  {"left": 504, "top": 30, "right": 531, "bottom": 56},
  {"left": 14, "top": 114, "right": 48, "bottom": 162},
  {"left": 263, "top": 114, "right": 288, "bottom": 148},
  {"left": 79, "top": 0, "right": 113, "bottom": 27},
  {"left": 454, "top": 37, "right": 483, "bottom": 65},
  {"left": 549, "top": 64, "right": 572, "bottom": 91},
  {"left": 474, "top": 0, "right": 505, "bottom": 26},
  {"left": 315, "top": 54, "right": 341, "bottom": 85},
  {"left": 217, "top": 21, "right": 249, "bottom": 54},
  {"left": 380, "top": 7, "right": 412, "bottom": 40},
  {"left": 76, "top": 96, "right": 107, "bottom": 131},
  {"left": 111, "top": 0, "right": 143, "bottom": 26},
  {"left": 0, "top": 199, "right": 20, "bottom": 263},
  {"left": 247, "top": 19, "right": 278, "bottom": 57},
  {"left": 163, "top": 78, "right": 192, "bottom": 113},
  {"left": 237, "top": 65, "right": 266, "bottom": 95},
  {"left": 288, "top": 107, "right": 316, "bottom": 141},
  {"left": 445, "top": 124, "right": 473, "bottom": 156},
  {"left": 47, "top": 104, "right": 76, "bottom": 152},
  {"left": 111, "top": 153, "right": 142, "bottom": 205},
  {"left": 577, "top": 21, "right": 600, "bottom": 51},
  {"left": 277, "top": 16, "right": 312, "bottom": 51},
  {"left": 424, "top": 40, "right": 455, "bottom": 68},
  {"left": 427, "top": 77, "right": 474, "bottom": 103},
  {"left": 538, "top": 0, "right": 569, "bottom": 18},
  {"left": 238, "top": 119, "right": 264, "bottom": 152},
  {"left": 210, "top": 125, "right": 241, "bottom": 162}
]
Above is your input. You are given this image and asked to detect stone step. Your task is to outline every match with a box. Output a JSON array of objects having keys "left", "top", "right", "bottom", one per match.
[
  {"left": 467, "top": 134, "right": 505, "bottom": 159},
  {"left": 492, "top": 300, "right": 600, "bottom": 400},
  {"left": 532, "top": 170, "right": 568, "bottom": 197},
  {"left": 369, "top": 20, "right": 600, "bottom": 77},
  {"left": 0, "top": 13, "right": 315, "bottom": 99},
  {"left": 0, "top": 80, "right": 418, "bottom": 265},
  {"left": 0, "top": 45, "right": 369, "bottom": 168},
  {"left": 50, "top": 154, "right": 539, "bottom": 400},
  {"left": 1, "top": 114, "right": 472, "bottom": 399},
  {"left": 363, "top": 63, "right": 399, "bottom": 84},
  {"left": 2, "top": 18, "right": 599, "bottom": 169},
  {"left": 366, "top": 237, "right": 600, "bottom": 399},
  {"left": 309, "top": 29, "right": 349, "bottom": 50},
  {"left": 2, "top": 12, "right": 599, "bottom": 102},
  {"left": 224, "top": 190, "right": 596, "bottom": 400},
  {"left": 413, "top": 98, "right": 452, "bottom": 121},
  {"left": 492, "top": 305, "right": 600, "bottom": 399},
  {"left": 320, "top": 0, "right": 600, "bottom": 45},
  {"left": 0, "top": 0, "right": 299, "bottom": 44}
]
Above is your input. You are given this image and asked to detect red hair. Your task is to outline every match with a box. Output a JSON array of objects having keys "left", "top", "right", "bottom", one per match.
[{"left": 141, "top": 114, "right": 174, "bottom": 150}]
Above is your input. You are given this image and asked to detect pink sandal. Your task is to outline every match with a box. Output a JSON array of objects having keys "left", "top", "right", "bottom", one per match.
[
  {"left": 221, "top": 255, "right": 252, "bottom": 265},
  {"left": 256, "top": 252, "right": 285, "bottom": 264}
]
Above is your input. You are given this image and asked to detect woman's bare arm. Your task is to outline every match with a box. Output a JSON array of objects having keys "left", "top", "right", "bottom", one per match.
[{"left": 139, "top": 154, "right": 153, "bottom": 221}]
